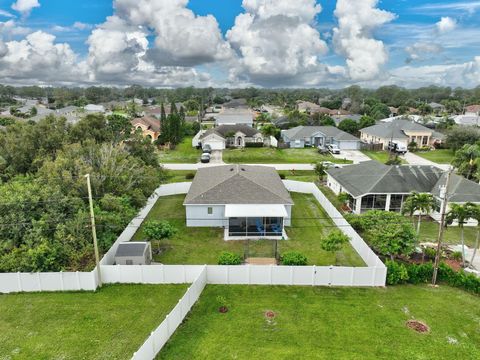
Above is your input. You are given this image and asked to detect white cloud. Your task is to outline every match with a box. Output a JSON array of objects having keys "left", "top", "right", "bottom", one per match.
[
  {"left": 414, "top": 2, "right": 480, "bottom": 15},
  {"left": 11, "top": 0, "right": 40, "bottom": 17},
  {"left": 0, "top": 19, "right": 32, "bottom": 36},
  {"left": 113, "top": 0, "right": 232, "bottom": 67},
  {"left": 436, "top": 17, "right": 456, "bottom": 34},
  {"left": 73, "top": 21, "right": 92, "bottom": 30},
  {"left": 226, "top": 0, "right": 329, "bottom": 85},
  {"left": 0, "top": 9, "right": 16, "bottom": 18},
  {"left": 333, "top": 0, "right": 396, "bottom": 81},
  {"left": 0, "top": 31, "right": 87, "bottom": 84},
  {"left": 405, "top": 42, "right": 443, "bottom": 63}
]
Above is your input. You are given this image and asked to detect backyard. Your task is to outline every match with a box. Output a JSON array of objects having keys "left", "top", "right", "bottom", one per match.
[
  {"left": 0, "top": 284, "right": 187, "bottom": 360},
  {"left": 132, "top": 193, "right": 365, "bottom": 266},
  {"left": 158, "top": 284, "right": 480, "bottom": 359},
  {"left": 416, "top": 149, "right": 456, "bottom": 164},
  {"left": 158, "top": 137, "right": 199, "bottom": 163}
]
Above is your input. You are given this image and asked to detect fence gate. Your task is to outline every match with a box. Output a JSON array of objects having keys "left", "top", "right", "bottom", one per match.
[{"left": 243, "top": 240, "right": 279, "bottom": 265}]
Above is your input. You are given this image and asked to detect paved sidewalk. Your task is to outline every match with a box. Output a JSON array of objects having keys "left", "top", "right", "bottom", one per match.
[
  {"left": 332, "top": 150, "right": 371, "bottom": 164},
  {"left": 401, "top": 152, "right": 450, "bottom": 170},
  {"left": 162, "top": 163, "right": 317, "bottom": 170}
]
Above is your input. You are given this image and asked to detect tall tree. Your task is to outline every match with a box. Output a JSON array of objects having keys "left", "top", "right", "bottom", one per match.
[
  {"left": 452, "top": 143, "right": 480, "bottom": 181},
  {"left": 469, "top": 204, "right": 480, "bottom": 265},
  {"left": 402, "top": 192, "right": 434, "bottom": 235},
  {"left": 446, "top": 203, "right": 476, "bottom": 267}
]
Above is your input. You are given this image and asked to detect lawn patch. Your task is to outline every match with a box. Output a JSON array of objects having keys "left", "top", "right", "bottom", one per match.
[
  {"left": 158, "top": 137, "right": 200, "bottom": 163},
  {"left": 416, "top": 149, "right": 455, "bottom": 164}
]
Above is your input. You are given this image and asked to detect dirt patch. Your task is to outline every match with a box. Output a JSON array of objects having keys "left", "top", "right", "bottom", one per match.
[
  {"left": 264, "top": 310, "right": 276, "bottom": 319},
  {"left": 444, "top": 259, "right": 462, "bottom": 272},
  {"left": 406, "top": 320, "right": 430, "bottom": 333}
]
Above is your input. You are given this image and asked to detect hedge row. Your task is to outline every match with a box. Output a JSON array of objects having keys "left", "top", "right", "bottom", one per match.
[{"left": 386, "top": 260, "right": 480, "bottom": 295}]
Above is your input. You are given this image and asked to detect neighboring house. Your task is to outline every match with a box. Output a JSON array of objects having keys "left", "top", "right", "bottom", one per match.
[
  {"left": 360, "top": 119, "right": 444, "bottom": 150},
  {"left": 30, "top": 106, "right": 54, "bottom": 122},
  {"left": 55, "top": 106, "right": 81, "bottom": 124},
  {"left": 296, "top": 100, "right": 322, "bottom": 114},
  {"left": 195, "top": 124, "right": 264, "bottom": 150},
  {"left": 428, "top": 102, "right": 445, "bottom": 113},
  {"left": 184, "top": 165, "right": 293, "bottom": 240},
  {"left": 331, "top": 114, "right": 362, "bottom": 126},
  {"left": 131, "top": 116, "right": 161, "bottom": 142},
  {"left": 84, "top": 104, "right": 106, "bottom": 113},
  {"left": 453, "top": 114, "right": 480, "bottom": 126},
  {"left": 214, "top": 109, "right": 254, "bottom": 127},
  {"left": 114, "top": 242, "right": 152, "bottom": 265},
  {"left": 465, "top": 105, "right": 480, "bottom": 114},
  {"left": 281, "top": 125, "right": 361, "bottom": 150},
  {"left": 326, "top": 160, "right": 480, "bottom": 224}
]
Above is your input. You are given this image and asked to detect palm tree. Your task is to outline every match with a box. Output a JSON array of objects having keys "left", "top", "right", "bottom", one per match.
[
  {"left": 452, "top": 144, "right": 480, "bottom": 180},
  {"left": 469, "top": 204, "right": 480, "bottom": 266},
  {"left": 402, "top": 192, "right": 434, "bottom": 235},
  {"left": 401, "top": 195, "right": 416, "bottom": 227},
  {"left": 446, "top": 203, "right": 476, "bottom": 267}
]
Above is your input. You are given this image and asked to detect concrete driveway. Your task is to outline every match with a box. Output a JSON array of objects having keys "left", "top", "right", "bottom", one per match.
[
  {"left": 331, "top": 150, "right": 371, "bottom": 164},
  {"left": 401, "top": 152, "right": 450, "bottom": 170},
  {"left": 210, "top": 150, "right": 224, "bottom": 164}
]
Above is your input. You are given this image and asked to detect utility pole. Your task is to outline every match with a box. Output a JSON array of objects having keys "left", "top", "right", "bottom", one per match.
[
  {"left": 432, "top": 166, "right": 453, "bottom": 285},
  {"left": 85, "top": 174, "right": 102, "bottom": 287}
]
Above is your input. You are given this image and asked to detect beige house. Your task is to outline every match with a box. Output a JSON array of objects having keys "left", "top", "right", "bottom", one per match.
[
  {"left": 131, "top": 116, "right": 161, "bottom": 142},
  {"left": 193, "top": 125, "right": 264, "bottom": 150},
  {"left": 360, "top": 119, "right": 444, "bottom": 150}
]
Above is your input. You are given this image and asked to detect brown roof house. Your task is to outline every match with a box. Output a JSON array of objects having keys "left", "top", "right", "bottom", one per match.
[{"left": 131, "top": 116, "right": 161, "bottom": 142}]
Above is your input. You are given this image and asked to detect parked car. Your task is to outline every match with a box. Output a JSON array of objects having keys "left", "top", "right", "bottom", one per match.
[
  {"left": 327, "top": 144, "right": 340, "bottom": 154},
  {"left": 321, "top": 161, "right": 341, "bottom": 169},
  {"left": 387, "top": 141, "right": 407, "bottom": 154},
  {"left": 317, "top": 146, "right": 329, "bottom": 155},
  {"left": 202, "top": 144, "right": 212, "bottom": 154},
  {"left": 200, "top": 153, "right": 211, "bottom": 163}
]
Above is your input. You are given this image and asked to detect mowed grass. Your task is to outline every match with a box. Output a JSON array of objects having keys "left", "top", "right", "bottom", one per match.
[
  {"left": 158, "top": 285, "right": 480, "bottom": 360},
  {"left": 132, "top": 193, "right": 364, "bottom": 266},
  {"left": 0, "top": 284, "right": 187, "bottom": 360},
  {"left": 163, "top": 170, "right": 196, "bottom": 183},
  {"left": 278, "top": 170, "right": 318, "bottom": 182},
  {"left": 361, "top": 150, "right": 406, "bottom": 164},
  {"left": 418, "top": 219, "right": 478, "bottom": 248},
  {"left": 223, "top": 147, "right": 352, "bottom": 164},
  {"left": 416, "top": 149, "right": 456, "bottom": 164},
  {"left": 158, "top": 137, "right": 200, "bottom": 163}
]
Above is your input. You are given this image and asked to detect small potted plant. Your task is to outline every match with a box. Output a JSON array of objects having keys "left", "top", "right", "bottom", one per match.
[{"left": 216, "top": 295, "right": 229, "bottom": 313}]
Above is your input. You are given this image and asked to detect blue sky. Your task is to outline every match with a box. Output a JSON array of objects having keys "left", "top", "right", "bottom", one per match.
[{"left": 0, "top": 1, "right": 479, "bottom": 88}]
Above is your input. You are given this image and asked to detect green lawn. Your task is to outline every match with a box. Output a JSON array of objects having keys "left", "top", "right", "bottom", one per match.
[
  {"left": 416, "top": 149, "right": 456, "bottom": 164},
  {"left": 0, "top": 284, "right": 187, "bottom": 360},
  {"left": 132, "top": 193, "right": 364, "bottom": 266},
  {"left": 361, "top": 150, "right": 407, "bottom": 164},
  {"left": 278, "top": 170, "right": 318, "bottom": 182},
  {"left": 163, "top": 170, "right": 196, "bottom": 183},
  {"left": 418, "top": 219, "right": 478, "bottom": 248},
  {"left": 158, "top": 137, "right": 200, "bottom": 163},
  {"left": 158, "top": 284, "right": 480, "bottom": 360},
  {"left": 223, "top": 147, "right": 352, "bottom": 164}
]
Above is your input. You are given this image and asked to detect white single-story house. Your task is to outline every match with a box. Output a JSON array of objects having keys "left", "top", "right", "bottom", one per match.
[
  {"left": 183, "top": 165, "right": 293, "bottom": 240},
  {"left": 84, "top": 104, "right": 106, "bottom": 113},
  {"left": 326, "top": 160, "right": 480, "bottom": 225},
  {"left": 214, "top": 109, "right": 253, "bottom": 127},
  {"left": 281, "top": 125, "right": 361, "bottom": 150},
  {"left": 193, "top": 125, "right": 264, "bottom": 150},
  {"left": 360, "top": 119, "right": 444, "bottom": 150},
  {"left": 114, "top": 242, "right": 152, "bottom": 265}
]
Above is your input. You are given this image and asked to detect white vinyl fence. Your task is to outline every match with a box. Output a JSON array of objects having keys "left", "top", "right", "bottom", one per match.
[
  {"left": 131, "top": 266, "right": 207, "bottom": 360},
  {"left": 101, "top": 182, "right": 191, "bottom": 265},
  {"left": 0, "top": 269, "right": 98, "bottom": 294}
]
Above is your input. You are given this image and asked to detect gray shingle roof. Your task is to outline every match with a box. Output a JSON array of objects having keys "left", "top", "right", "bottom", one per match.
[
  {"left": 432, "top": 173, "right": 480, "bottom": 203},
  {"left": 283, "top": 126, "right": 359, "bottom": 142},
  {"left": 115, "top": 242, "right": 148, "bottom": 257},
  {"left": 184, "top": 165, "right": 293, "bottom": 205},
  {"left": 360, "top": 119, "right": 434, "bottom": 139},
  {"left": 326, "top": 161, "right": 444, "bottom": 197},
  {"left": 200, "top": 125, "right": 260, "bottom": 140}
]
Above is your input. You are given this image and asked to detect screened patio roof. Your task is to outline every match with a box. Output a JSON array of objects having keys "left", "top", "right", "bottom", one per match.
[{"left": 224, "top": 204, "right": 288, "bottom": 218}]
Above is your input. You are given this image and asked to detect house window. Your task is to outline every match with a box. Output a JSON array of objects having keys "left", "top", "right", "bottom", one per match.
[
  {"left": 422, "top": 136, "right": 428, "bottom": 145},
  {"left": 207, "top": 207, "right": 213, "bottom": 215},
  {"left": 390, "top": 195, "right": 405, "bottom": 212}
]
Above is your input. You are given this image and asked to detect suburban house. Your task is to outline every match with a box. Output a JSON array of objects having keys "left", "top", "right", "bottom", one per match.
[
  {"left": 326, "top": 160, "right": 480, "bottom": 224},
  {"left": 55, "top": 106, "right": 81, "bottom": 124},
  {"left": 281, "top": 125, "right": 361, "bottom": 150},
  {"left": 428, "top": 102, "right": 446, "bottom": 113},
  {"left": 183, "top": 165, "right": 293, "bottom": 240},
  {"left": 296, "top": 100, "right": 325, "bottom": 114},
  {"left": 214, "top": 108, "right": 254, "bottom": 127},
  {"left": 453, "top": 105, "right": 480, "bottom": 126},
  {"left": 360, "top": 119, "right": 444, "bottom": 150},
  {"left": 84, "top": 104, "right": 105, "bottom": 113},
  {"left": 193, "top": 124, "right": 264, "bottom": 150},
  {"left": 131, "top": 116, "right": 160, "bottom": 142}
]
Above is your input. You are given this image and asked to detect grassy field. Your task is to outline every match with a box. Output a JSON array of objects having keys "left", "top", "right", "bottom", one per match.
[
  {"left": 223, "top": 147, "right": 352, "bottom": 164},
  {"left": 158, "top": 137, "right": 200, "bottom": 163},
  {"left": 416, "top": 149, "right": 456, "bottom": 164},
  {"left": 162, "top": 170, "right": 196, "bottom": 183},
  {"left": 0, "top": 284, "right": 187, "bottom": 360},
  {"left": 158, "top": 284, "right": 480, "bottom": 360},
  {"left": 132, "top": 193, "right": 364, "bottom": 266},
  {"left": 418, "top": 219, "right": 478, "bottom": 248},
  {"left": 361, "top": 150, "right": 407, "bottom": 164},
  {"left": 278, "top": 170, "right": 318, "bottom": 182}
]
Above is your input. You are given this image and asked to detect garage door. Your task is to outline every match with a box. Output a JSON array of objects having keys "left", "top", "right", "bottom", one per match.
[
  {"left": 205, "top": 139, "right": 225, "bottom": 150},
  {"left": 338, "top": 141, "right": 360, "bottom": 150}
]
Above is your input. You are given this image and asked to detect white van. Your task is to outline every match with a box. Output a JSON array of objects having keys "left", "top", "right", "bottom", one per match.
[{"left": 387, "top": 141, "right": 407, "bottom": 154}]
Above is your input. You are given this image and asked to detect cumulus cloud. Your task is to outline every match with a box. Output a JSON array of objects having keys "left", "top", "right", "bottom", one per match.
[
  {"left": 113, "top": 0, "right": 232, "bottom": 67},
  {"left": 0, "top": 9, "right": 16, "bottom": 18},
  {"left": 0, "top": 30, "right": 87, "bottom": 84},
  {"left": 11, "top": 0, "right": 40, "bottom": 17},
  {"left": 436, "top": 17, "right": 457, "bottom": 34},
  {"left": 0, "top": 19, "right": 32, "bottom": 36},
  {"left": 73, "top": 21, "right": 92, "bottom": 30},
  {"left": 405, "top": 42, "right": 443, "bottom": 63},
  {"left": 226, "top": 0, "right": 329, "bottom": 85},
  {"left": 333, "top": 0, "right": 396, "bottom": 81}
]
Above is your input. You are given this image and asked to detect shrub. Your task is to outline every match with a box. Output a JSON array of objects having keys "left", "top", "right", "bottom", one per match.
[
  {"left": 451, "top": 251, "right": 463, "bottom": 261},
  {"left": 385, "top": 156, "right": 402, "bottom": 165},
  {"left": 279, "top": 173, "right": 286, "bottom": 179},
  {"left": 281, "top": 251, "right": 307, "bottom": 265},
  {"left": 406, "top": 262, "right": 433, "bottom": 284},
  {"left": 218, "top": 252, "right": 242, "bottom": 265},
  {"left": 424, "top": 247, "right": 436, "bottom": 260},
  {"left": 185, "top": 172, "right": 195, "bottom": 180},
  {"left": 386, "top": 260, "right": 409, "bottom": 285},
  {"left": 143, "top": 220, "right": 177, "bottom": 241},
  {"left": 245, "top": 142, "right": 264, "bottom": 148}
]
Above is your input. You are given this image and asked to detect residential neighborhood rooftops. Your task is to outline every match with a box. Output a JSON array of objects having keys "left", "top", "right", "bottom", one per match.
[
  {"left": 326, "top": 160, "right": 444, "bottom": 197},
  {"left": 131, "top": 116, "right": 161, "bottom": 132},
  {"left": 199, "top": 124, "right": 259, "bottom": 140},
  {"left": 282, "top": 125, "right": 359, "bottom": 142},
  {"left": 465, "top": 104, "right": 480, "bottom": 114},
  {"left": 184, "top": 165, "right": 293, "bottom": 205},
  {"left": 360, "top": 119, "right": 442, "bottom": 140},
  {"left": 432, "top": 172, "right": 480, "bottom": 203}
]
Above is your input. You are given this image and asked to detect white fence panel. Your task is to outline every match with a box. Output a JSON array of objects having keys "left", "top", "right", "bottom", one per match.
[
  {"left": 226, "top": 266, "right": 249, "bottom": 285},
  {"left": 353, "top": 267, "right": 377, "bottom": 287},
  {"left": 100, "top": 265, "right": 204, "bottom": 285},
  {"left": 292, "top": 266, "right": 315, "bottom": 285},
  {"left": 331, "top": 267, "right": 355, "bottom": 286},
  {"left": 271, "top": 266, "right": 292, "bottom": 285},
  {"left": 0, "top": 273, "right": 19, "bottom": 293},
  {"left": 249, "top": 265, "right": 271, "bottom": 285},
  {"left": 314, "top": 267, "right": 332, "bottom": 286},
  {"left": 206, "top": 265, "right": 228, "bottom": 284}
]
